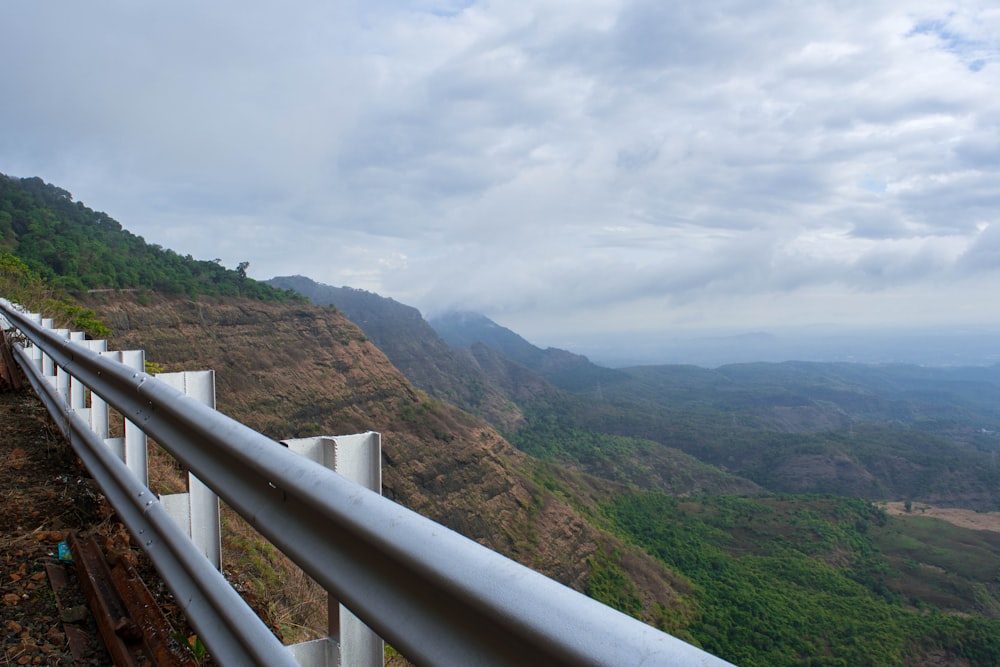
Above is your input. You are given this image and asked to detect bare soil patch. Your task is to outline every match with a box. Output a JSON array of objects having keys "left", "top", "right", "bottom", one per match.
[
  {"left": 882, "top": 501, "right": 1000, "bottom": 533},
  {"left": 0, "top": 386, "right": 112, "bottom": 664},
  {"left": 0, "top": 386, "right": 200, "bottom": 665}
]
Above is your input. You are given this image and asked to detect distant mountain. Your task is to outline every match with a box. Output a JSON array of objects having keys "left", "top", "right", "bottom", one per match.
[
  {"left": 266, "top": 276, "right": 758, "bottom": 496},
  {"left": 267, "top": 276, "right": 1000, "bottom": 510},
  {"left": 265, "top": 275, "right": 534, "bottom": 430},
  {"left": 428, "top": 310, "right": 627, "bottom": 392}
]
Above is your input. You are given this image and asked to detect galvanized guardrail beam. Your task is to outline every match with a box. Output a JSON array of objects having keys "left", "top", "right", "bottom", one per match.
[
  {"left": 1, "top": 299, "right": 733, "bottom": 667},
  {"left": 8, "top": 324, "right": 298, "bottom": 666}
]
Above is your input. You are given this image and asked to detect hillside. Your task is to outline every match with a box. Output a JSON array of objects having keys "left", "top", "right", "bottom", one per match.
[
  {"left": 0, "top": 175, "right": 697, "bottom": 641},
  {"left": 265, "top": 275, "right": 756, "bottom": 497},
  {"left": 82, "top": 291, "right": 694, "bottom": 630},
  {"left": 265, "top": 275, "right": 529, "bottom": 431}
]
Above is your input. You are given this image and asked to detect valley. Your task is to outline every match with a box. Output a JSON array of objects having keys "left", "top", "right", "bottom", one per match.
[{"left": 267, "top": 274, "right": 1000, "bottom": 666}]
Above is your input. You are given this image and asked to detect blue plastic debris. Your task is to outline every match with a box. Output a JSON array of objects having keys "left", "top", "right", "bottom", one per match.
[{"left": 57, "top": 541, "right": 73, "bottom": 563}]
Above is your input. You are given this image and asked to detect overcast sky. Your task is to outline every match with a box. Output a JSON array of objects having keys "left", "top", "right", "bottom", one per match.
[{"left": 2, "top": 1, "right": 999, "bottom": 347}]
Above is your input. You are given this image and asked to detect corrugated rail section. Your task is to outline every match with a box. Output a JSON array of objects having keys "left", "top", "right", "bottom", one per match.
[{"left": 0, "top": 298, "right": 734, "bottom": 667}]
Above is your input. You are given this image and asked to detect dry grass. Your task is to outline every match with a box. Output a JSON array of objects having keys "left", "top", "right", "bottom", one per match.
[
  {"left": 220, "top": 507, "right": 329, "bottom": 644},
  {"left": 146, "top": 440, "right": 349, "bottom": 646},
  {"left": 881, "top": 501, "right": 1000, "bottom": 533},
  {"left": 129, "top": 387, "right": 419, "bottom": 662}
]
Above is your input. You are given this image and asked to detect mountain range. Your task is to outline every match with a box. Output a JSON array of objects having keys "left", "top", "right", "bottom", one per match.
[{"left": 268, "top": 274, "right": 1000, "bottom": 508}]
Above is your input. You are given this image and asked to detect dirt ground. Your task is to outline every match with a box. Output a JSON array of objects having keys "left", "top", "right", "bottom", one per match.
[
  {"left": 881, "top": 501, "right": 1000, "bottom": 533},
  {"left": 0, "top": 385, "right": 114, "bottom": 665},
  {"left": 0, "top": 383, "right": 406, "bottom": 666}
]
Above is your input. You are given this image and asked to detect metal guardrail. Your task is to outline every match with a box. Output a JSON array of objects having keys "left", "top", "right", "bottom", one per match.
[
  {"left": 2, "top": 303, "right": 298, "bottom": 666},
  {"left": 1, "top": 299, "right": 734, "bottom": 667}
]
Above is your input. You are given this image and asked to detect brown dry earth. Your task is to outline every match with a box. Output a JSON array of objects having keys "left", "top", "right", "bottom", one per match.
[
  {"left": 90, "top": 295, "right": 695, "bottom": 624},
  {"left": 0, "top": 386, "right": 113, "bottom": 665},
  {"left": 881, "top": 501, "right": 1000, "bottom": 533},
  {"left": 0, "top": 383, "right": 197, "bottom": 666}
]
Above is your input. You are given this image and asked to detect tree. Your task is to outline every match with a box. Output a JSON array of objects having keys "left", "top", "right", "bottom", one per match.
[{"left": 0, "top": 253, "right": 47, "bottom": 307}]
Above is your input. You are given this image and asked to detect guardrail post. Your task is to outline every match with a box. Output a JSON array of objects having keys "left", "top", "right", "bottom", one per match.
[
  {"left": 120, "top": 350, "right": 148, "bottom": 484},
  {"left": 68, "top": 332, "right": 87, "bottom": 408},
  {"left": 0, "top": 309, "right": 42, "bottom": 381},
  {"left": 75, "top": 340, "right": 111, "bottom": 438},
  {"left": 22, "top": 313, "right": 43, "bottom": 372},
  {"left": 51, "top": 329, "right": 71, "bottom": 397},
  {"left": 283, "top": 433, "right": 384, "bottom": 667},
  {"left": 96, "top": 351, "right": 124, "bottom": 460},
  {"left": 158, "top": 371, "right": 222, "bottom": 570},
  {"left": 39, "top": 318, "right": 55, "bottom": 376},
  {"left": 69, "top": 338, "right": 108, "bottom": 429}
]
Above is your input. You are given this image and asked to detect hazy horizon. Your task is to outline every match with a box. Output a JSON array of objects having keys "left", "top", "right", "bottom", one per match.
[
  {"left": 557, "top": 325, "right": 1000, "bottom": 368},
  {"left": 272, "top": 273, "right": 1000, "bottom": 369}
]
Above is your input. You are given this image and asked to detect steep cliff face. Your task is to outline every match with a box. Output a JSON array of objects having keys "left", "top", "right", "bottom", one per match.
[
  {"left": 266, "top": 275, "right": 528, "bottom": 431},
  {"left": 86, "top": 293, "right": 693, "bottom": 629}
]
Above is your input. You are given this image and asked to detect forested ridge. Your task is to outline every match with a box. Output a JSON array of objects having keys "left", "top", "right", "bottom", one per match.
[{"left": 0, "top": 173, "right": 301, "bottom": 301}]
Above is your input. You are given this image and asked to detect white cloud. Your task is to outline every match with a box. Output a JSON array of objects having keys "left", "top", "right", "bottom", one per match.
[{"left": 1, "top": 0, "right": 999, "bottom": 345}]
